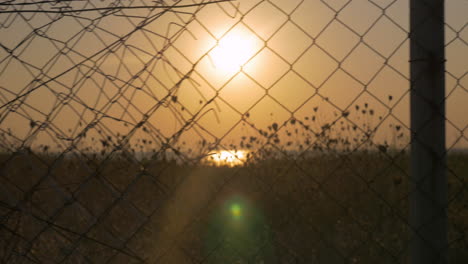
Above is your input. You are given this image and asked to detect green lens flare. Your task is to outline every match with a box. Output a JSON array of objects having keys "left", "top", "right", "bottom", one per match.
[
  {"left": 203, "top": 195, "right": 276, "bottom": 263},
  {"left": 230, "top": 203, "right": 242, "bottom": 219}
]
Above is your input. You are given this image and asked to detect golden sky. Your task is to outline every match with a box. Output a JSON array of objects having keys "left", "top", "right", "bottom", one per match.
[{"left": 0, "top": 0, "right": 466, "bottom": 154}]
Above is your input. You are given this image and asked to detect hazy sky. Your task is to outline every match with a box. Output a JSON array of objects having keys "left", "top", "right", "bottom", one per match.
[{"left": 0, "top": 0, "right": 466, "bottom": 154}]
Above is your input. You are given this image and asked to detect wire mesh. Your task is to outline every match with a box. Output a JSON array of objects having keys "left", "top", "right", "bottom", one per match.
[{"left": 0, "top": 0, "right": 466, "bottom": 263}]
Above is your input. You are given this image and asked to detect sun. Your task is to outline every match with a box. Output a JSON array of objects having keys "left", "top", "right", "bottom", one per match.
[
  {"left": 210, "top": 29, "right": 255, "bottom": 74},
  {"left": 208, "top": 150, "right": 248, "bottom": 167}
]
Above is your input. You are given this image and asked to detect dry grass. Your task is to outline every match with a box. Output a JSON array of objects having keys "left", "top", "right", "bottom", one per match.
[{"left": 0, "top": 148, "right": 466, "bottom": 263}]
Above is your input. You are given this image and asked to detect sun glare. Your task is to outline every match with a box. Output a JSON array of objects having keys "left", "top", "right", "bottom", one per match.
[
  {"left": 208, "top": 150, "right": 248, "bottom": 167},
  {"left": 210, "top": 30, "right": 255, "bottom": 74}
]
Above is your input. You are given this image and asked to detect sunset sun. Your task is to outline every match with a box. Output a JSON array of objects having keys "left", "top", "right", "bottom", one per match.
[{"left": 210, "top": 29, "right": 256, "bottom": 74}]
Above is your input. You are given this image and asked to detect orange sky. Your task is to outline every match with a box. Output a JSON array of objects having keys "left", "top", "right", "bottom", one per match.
[{"left": 0, "top": 0, "right": 466, "bottom": 154}]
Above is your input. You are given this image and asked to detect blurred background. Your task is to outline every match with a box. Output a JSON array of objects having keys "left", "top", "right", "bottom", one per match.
[{"left": 0, "top": 0, "right": 466, "bottom": 263}]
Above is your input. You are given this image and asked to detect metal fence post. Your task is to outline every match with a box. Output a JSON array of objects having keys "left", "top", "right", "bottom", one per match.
[{"left": 410, "top": 0, "right": 447, "bottom": 264}]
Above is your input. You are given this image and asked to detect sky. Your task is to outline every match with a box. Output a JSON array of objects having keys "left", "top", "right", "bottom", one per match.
[{"left": 0, "top": 0, "right": 466, "bottom": 156}]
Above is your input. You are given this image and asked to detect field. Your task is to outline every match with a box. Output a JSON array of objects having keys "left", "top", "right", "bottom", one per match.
[{"left": 1, "top": 148, "right": 467, "bottom": 264}]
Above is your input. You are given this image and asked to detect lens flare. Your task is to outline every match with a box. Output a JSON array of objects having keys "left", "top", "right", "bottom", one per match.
[
  {"left": 230, "top": 203, "right": 242, "bottom": 219},
  {"left": 203, "top": 195, "right": 276, "bottom": 262}
]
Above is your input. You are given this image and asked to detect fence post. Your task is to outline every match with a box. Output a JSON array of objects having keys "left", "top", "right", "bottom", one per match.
[{"left": 410, "top": 0, "right": 447, "bottom": 264}]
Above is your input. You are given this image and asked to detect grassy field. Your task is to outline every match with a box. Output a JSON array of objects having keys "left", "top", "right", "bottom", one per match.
[{"left": 0, "top": 148, "right": 467, "bottom": 263}]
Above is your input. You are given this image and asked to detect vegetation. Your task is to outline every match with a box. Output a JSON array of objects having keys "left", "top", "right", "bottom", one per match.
[{"left": 0, "top": 103, "right": 466, "bottom": 263}]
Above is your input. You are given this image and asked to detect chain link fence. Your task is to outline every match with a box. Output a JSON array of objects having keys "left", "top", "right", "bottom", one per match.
[{"left": 0, "top": 0, "right": 466, "bottom": 263}]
